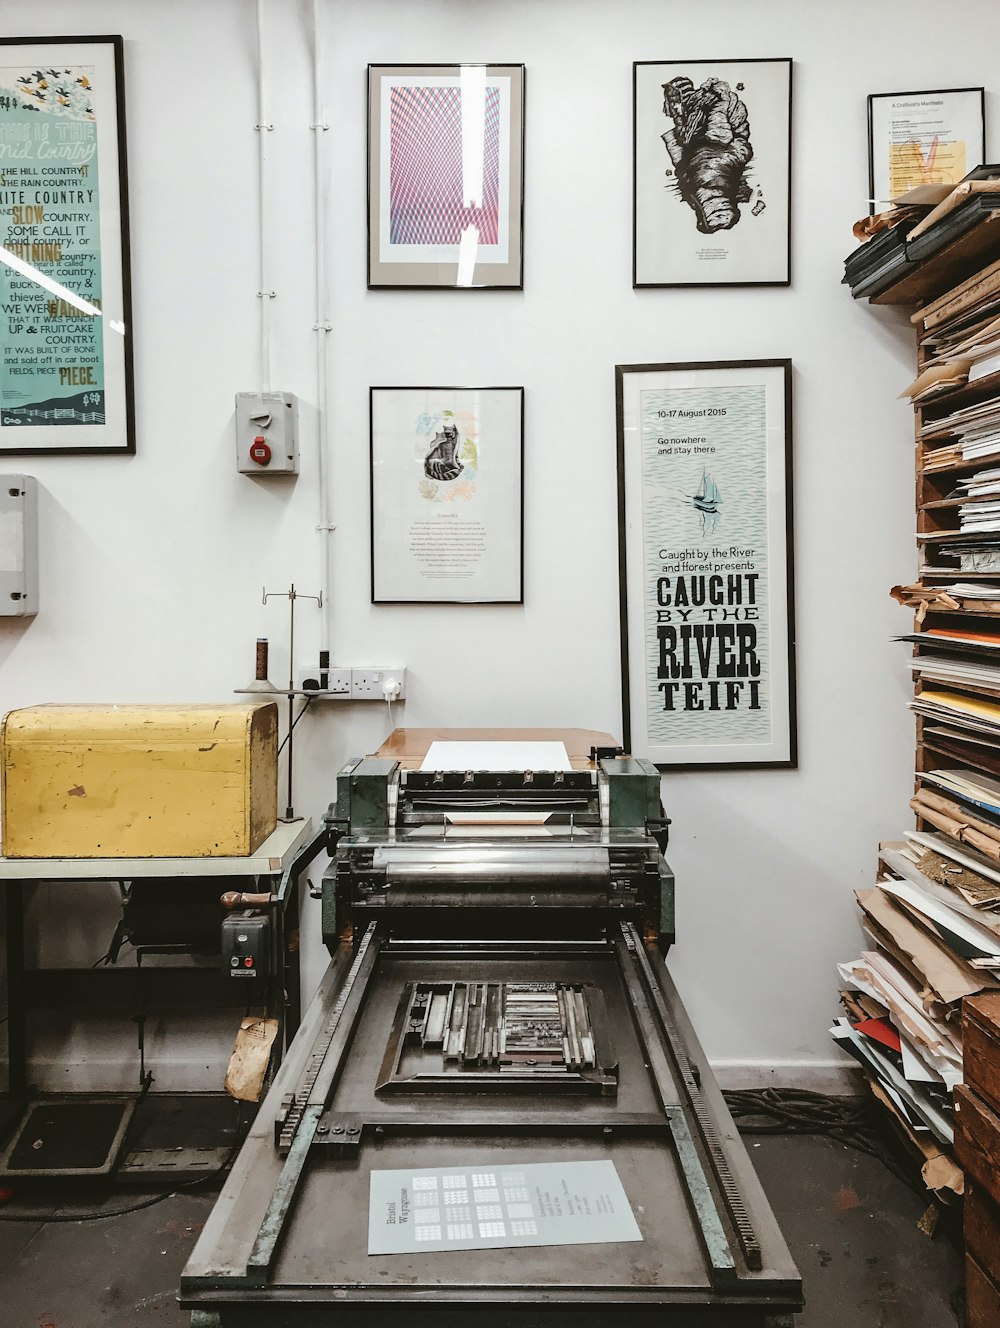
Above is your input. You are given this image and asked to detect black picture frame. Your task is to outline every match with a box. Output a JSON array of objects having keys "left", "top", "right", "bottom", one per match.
[
  {"left": 633, "top": 58, "right": 792, "bottom": 288},
  {"left": 367, "top": 63, "right": 525, "bottom": 290},
  {"left": 616, "top": 359, "right": 796, "bottom": 769},
  {"left": 370, "top": 385, "right": 524, "bottom": 604},
  {"left": 0, "top": 35, "right": 134, "bottom": 455},
  {"left": 867, "top": 86, "right": 986, "bottom": 213}
]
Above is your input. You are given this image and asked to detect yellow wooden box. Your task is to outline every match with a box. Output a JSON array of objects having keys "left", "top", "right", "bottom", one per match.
[{"left": 1, "top": 703, "right": 278, "bottom": 858}]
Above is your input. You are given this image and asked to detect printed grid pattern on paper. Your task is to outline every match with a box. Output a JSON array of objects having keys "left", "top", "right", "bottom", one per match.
[
  {"left": 409, "top": 1172, "right": 531, "bottom": 1245},
  {"left": 389, "top": 84, "right": 500, "bottom": 245}
]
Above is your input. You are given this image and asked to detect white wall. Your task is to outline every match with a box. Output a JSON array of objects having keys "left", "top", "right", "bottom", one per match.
[{"left": 1, "top": 0, "right": 988, "bottom": 1090}]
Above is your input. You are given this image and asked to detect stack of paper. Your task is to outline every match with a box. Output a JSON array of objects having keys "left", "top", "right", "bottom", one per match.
[
  {"left": 959, "top": 498, "right": 1000, "bottom": 534},
  {"left": 909, "top": 655, "right": 1000, "bottom": 690},
  {"left": 910, "top": 688, "right": 1000, "bottom": 737},
  {"left": 904, "top": 305, "right": 1000, "bottom": 400},
  {"left": 837, "top": 839, "right": 1000, "bottom": 1175}
]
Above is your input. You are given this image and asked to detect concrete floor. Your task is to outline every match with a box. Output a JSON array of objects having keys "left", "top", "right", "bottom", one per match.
[{"left": 0, "top": 1133, "right": 964, "bottom": 1327}]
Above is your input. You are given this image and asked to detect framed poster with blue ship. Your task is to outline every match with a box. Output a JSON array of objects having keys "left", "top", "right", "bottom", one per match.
[
  {"left": 0, "top": 36, "right": 133, "bottom": 454},
  {"left": 616, "top": 359, "right": 796, "bottom": 769}
]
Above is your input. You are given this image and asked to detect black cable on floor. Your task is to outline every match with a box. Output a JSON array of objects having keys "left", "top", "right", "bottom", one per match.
[{"left": 723, "top": 1087, "right": 934, "bottom": 1199}]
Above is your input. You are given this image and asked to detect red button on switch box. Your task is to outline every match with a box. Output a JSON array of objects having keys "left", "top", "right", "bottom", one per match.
[
  {"left": 244, "top": 956, "right": 254, "bottom": 967},
  {"left": 250, "top": 436, "right": 271, "bottom": 466}
]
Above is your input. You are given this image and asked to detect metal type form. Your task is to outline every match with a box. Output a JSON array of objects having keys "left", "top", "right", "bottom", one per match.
[
  {"left": 375, "top": 979, "right": 617, "bottom": 1094},
  {"left": 181, "top": 738, "right": 801, "bottom": 1325}
]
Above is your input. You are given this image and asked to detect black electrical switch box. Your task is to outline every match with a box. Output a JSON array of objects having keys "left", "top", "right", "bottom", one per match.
[{"left": 221, "top": 911, "right": 271, "bottom": 983}]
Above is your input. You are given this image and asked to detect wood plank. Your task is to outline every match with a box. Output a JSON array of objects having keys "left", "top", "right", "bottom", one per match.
[
  {"left": 966, "top": 1252, "right": 1000, "bottom": 1328},
  {"left": 965, "top": 1180, "right": 1000, "bottom": 1288},
  {"left": 965, "top": 993, "right": 1000, "bottom": 1117},
  {"left": 954, "top": 1083, "right": 1000, "bottom": 1207}
]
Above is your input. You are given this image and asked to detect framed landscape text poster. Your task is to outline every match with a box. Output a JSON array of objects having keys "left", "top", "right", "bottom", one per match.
[
  {"left": 633, "top": 58, "right": 792, "bottom": 287},
  {"left": 370, "top": 386, "right": 523, "bottom": 603},
  {"left": 868, "top": 87, "right": 985, "bottom": 210},
  {"left": 616, "top": 360, "right": 796, "bottom": 768},
  {"left": 0, "top": 35, "right": 133, "bottom": 453},
  {"left": 368, "top": 63, "right": 524, "bottom": 289}
]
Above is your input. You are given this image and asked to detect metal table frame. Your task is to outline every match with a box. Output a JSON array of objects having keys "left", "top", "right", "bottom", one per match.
[{"left": 0, "top": 818, "right": 325, "bottom": 1117}]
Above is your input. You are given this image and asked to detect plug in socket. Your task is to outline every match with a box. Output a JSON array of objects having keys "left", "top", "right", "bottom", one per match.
[
  {"left": 351, "top": 668, "right": 406, "bottom": 700},
  {"left": 297, "top": 667, "right": 352, "bottom": 697}
]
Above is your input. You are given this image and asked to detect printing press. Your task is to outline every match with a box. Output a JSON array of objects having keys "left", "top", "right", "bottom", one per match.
[{"left": 181, "top": 729, "right": 802, "bottom": 1326}]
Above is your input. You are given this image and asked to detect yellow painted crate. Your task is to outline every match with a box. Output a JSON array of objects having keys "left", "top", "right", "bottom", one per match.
[{"left": 1, "top": 703, "right": 278, "bottom": 858}]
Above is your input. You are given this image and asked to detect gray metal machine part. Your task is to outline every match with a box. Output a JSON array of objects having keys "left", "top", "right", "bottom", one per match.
[{"left": 181, "top": 738, "right": 801, "bottom": 1325}]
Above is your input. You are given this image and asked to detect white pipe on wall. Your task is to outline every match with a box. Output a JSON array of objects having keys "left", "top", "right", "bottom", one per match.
[
  {"left": 312, "top": 0, "right": 333, "bottom": 656},
  {"left": 255, "top": 0, "right": 274, "bottom": 393}
]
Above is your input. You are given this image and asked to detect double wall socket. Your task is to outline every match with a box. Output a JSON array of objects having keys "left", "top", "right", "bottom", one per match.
[
  {"left": 351, "top": 668, "right": 405, "bottom": 700},
  {"left": 297, "top": 667, "right": 405, "bottom": 701}
]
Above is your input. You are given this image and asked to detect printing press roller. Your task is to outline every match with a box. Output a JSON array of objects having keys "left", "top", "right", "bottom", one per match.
[{"left": 181, "top": 730, "right": 801, "bottom": 1326}]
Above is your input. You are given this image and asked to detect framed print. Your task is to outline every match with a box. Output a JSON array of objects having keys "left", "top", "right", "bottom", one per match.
[
  {"left": 616, "top": 360, "right": 796, "bottom": 769},
  {"left": 633, "top": 58, "right": 792, "bottom": 288},
  {"left": 371, "top": 386, "right": 523, "bottom": 603},
  {"left": 0, "top": 35, "right": 133, "bottom": 454},
  {"left": 367, "top": 63, "right": 524, "bottom": 289},
  {"left": 868, "top": 87, "right": 985, "bottom": 211}
]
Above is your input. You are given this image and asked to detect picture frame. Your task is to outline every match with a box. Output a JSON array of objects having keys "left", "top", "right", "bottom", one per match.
[
  {"left": 633, "top": 58, "right": 792, "bottom": 288},
  {"left": 367, "top": 63, "right": 525, "bottom": 290},
  {"left": 370, "top": 386, "right": 524, "bottom": 604},
  {"left": 868, "top": 86, "right": 985, "bottom": 212},
  {"left": 615, "top": 360, "right": 796, "bottom": 769},
  {"left": 0, "top": 35, "right": 133, "bottom": 454}
]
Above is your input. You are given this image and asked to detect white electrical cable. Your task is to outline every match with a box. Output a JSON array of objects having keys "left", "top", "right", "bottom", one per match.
[
  {"left": 311, "top": 0, "right": 333, "bottom": 655},
  {"left": 255, "top": 0, "right": 273, "bottom": 393}
]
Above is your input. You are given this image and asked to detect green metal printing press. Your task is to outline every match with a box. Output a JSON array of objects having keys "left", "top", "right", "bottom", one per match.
[{"left": 181, "top": 729, "right": 802, "bottom": 1327}]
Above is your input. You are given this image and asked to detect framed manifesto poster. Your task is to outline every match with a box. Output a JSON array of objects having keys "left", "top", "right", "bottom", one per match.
[
  {"left": 370, "top": 386, "right": 523, "bottom": 603},
  {"left": 633, "top": 58, "right": 791, "bottom": 287},
  {"left": 868, "top": 87, "right": 985, "bottom": 210},
  {"left": 616, "top": 360, "right": 796, "bottom": 769},
  {"left": 367, "top": 63, "right": 524, "bottom": 289},
  {"left": 0, "top": 35, "right": 133, "bottom": 453}
]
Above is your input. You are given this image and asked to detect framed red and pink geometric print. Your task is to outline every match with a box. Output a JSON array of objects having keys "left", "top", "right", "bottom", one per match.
[{"left": 367, "top": 64, "right": 524, "bottom": 289}]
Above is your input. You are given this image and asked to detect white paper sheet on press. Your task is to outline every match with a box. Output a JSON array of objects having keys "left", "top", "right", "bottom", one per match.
[{"left": 421, "top": 741, "right": 572, "bottom": 772}]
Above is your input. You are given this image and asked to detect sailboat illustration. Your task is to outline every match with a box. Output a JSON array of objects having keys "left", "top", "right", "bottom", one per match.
[{"left": 691, "top": 470, "right": 721, "bottom": 534}]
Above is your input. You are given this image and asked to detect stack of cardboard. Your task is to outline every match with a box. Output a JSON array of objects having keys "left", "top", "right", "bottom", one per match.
[{"left": 835, "top": 834, "right": 1000, "bottom": 1199}]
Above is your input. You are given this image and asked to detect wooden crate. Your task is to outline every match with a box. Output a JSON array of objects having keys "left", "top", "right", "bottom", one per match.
[
  {"left": 966, "top": 1254, "right": 1000, "bottom": 1328},
  {"left": 1, "top": 703, "right": 277, "bottom": 858},
  {"left": 966, "top": 1181, "right": 1000, "bottom": 1292},
  {"left": 965, "top": 993, "right": 1000, "bottom": 1117},
  {"left": 955, "top": 1084, "right": 1000, "bottom": 1208}
]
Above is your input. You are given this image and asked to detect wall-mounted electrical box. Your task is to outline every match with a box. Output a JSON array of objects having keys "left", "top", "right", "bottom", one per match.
[
  {"left": 296, "top": 665, "right": 406, "bottom": 701},
  {"left": 235, "top": 391, "right": 298, "bottom": 475},
  {"left": 0, "top": 475, "right": 38, "bottom": 617}
]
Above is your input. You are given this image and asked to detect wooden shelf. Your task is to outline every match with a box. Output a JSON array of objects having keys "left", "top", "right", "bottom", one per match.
[
  {"left": 920, "top": 456, "right": 1000, "bottom": 479},
  {"left": 922, "top": 569, "right": 1000, "bottom": 579},
  {"left": 923, "top": 603, "right": 1000, "bottom": 617},
  {"left": 871, "top": 209, "right": 1000, "bottom": 306},
  {"left": 914, "top": 367, "right": 1000, "bottom": 415}
]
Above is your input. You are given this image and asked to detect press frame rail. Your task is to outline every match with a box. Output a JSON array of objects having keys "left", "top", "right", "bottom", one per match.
[{"left": 241, "top": 924, "right": 766, "bottom": 1295}]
